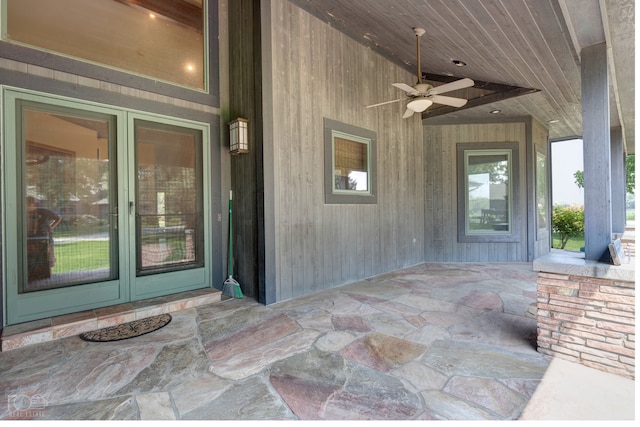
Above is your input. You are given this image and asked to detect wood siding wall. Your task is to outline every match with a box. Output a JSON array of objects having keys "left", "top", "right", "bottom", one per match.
[
  {"left": 264, "top": 0, "right": 425, "bottom": 302},
  {"left": 423, "top": 121, "right": 532, "bottom": 261},
  {"left": 228, "top": 0, "right": 262, "bottom": 299}
]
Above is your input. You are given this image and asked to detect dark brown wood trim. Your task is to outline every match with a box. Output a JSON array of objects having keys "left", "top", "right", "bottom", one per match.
[
  {"left": 421, "top": 86, "right": 540, "bottom": 119},
  {"left": 115, "top": 0, "right": 203, "bottom": 32}
]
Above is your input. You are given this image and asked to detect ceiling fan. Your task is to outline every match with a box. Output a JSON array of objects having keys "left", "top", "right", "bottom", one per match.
[{"left": 366, "top": 27, "right": 475, "bottom": 118}]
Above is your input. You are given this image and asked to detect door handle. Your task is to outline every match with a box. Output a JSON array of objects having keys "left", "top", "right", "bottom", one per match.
[
  {"left": 108, "top": 212, "right": 118, "bottom": 230},
  {"left": 129, "top": 201, "right": 135, "bottom": 215}
]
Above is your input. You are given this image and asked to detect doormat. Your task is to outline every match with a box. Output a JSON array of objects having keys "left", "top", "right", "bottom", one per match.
[{"left": 80, "top": 314, "right": 172, "bottom": 342}]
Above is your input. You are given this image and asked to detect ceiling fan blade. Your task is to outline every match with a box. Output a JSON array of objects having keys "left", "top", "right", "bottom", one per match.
[
  {"left": 429, "top": 95, "right": 468, "bottom": 108},
  {"left": 402, "top": 108, "right": 415, "bottom": 119},
  {"left": 392, "top": 83, "right": 419, "bottom": 95},
  {"left": 428, "top": 78, "right": 474, "bottom": 95},
  {"left": 366, "top": 98, "right": 404, "bottom": 108}
]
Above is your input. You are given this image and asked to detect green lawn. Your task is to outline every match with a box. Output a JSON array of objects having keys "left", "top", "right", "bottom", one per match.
[
  {"left": 52, "top": 235, "right": 187, "bottom": 273},
  {"left": 52, "top": 240, "right": 110, "bottom": 274},
  {"left": 552, "top": 232, "right": 585, "bottom": 252}
]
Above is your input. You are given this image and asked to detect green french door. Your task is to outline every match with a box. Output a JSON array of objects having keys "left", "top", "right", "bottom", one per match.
[{"left": 2, "top": 88, "right": 211, "bottom": 325}]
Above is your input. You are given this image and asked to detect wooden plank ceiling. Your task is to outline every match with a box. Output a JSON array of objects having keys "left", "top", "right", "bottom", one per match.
[{"left": 289, "top": 0, "right": 634, "bottom": 153}]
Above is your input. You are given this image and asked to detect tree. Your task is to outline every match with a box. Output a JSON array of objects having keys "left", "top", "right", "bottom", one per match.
[
  {"left": 573, "top": 170, "right": 584, "bottom": 189},
  {"left": 552, "top": 205, "right": 584, "bottom": 249},
  {"left": 626, "top": 154, "right": 635, "bottom": 195},
  {"left": 574, "top": 154, "right": 635, "bottom": 194}
]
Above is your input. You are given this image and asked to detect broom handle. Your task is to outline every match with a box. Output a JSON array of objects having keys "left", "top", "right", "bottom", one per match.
[{"left": 228, "top": 190, "right": 233, "bottom": 276}]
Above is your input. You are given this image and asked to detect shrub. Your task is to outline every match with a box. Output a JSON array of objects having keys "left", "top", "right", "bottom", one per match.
[{"left": 552, "top": 205, "right": 584, "bottom": 249}]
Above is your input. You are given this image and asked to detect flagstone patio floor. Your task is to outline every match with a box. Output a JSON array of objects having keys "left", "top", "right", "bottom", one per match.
[{"left": 0, "top": 262, "right": 634, "bottom": 420}]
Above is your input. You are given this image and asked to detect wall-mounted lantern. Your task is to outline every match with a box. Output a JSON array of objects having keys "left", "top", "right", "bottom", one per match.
[{"left": 229, "top": 118, "right": 249, "bottom": 155}]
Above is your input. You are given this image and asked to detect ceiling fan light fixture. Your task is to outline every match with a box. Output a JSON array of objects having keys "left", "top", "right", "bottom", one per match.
[{"left": 407, "top": 98, "right": 433, "bottom": 112}]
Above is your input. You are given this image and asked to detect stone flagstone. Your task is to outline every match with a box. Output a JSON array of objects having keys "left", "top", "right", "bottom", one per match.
[
  {"left": 170, "top": 374, "right": 232, "bottom": 416},
  {"left": 208, "top": 329, "right": 320, "bottom": 380},
  {"left": 270, "top": 348, "right": 423, "bottom": 420},
  {"left": 458, "top": 290, "right": 504, "bottom": 311},
  {"left": 136, "top": 392, "right": 176, "bottom": 420},
  {"left": 421, "top": 389, "right": 498, "bottom": 420},
  {"left": 116, "top": 338, "right": 210, "bottom": 395},
  {"left": 331, "top": 315, "right": 373, "bottom": 333},
  {"left": 340, "top": 332, "right": 426, "bottom": 372},
  {"left": 204, "top": 313, "right": 298, "bottom": 360},
  {"left": 269, "top": 348, "right": 348, "bottom": 419},
  {"left": 38, "top": 344, "right": 158, "bottom": 404},
  {"left": 35, "top": 396, "right": 138, "bottom": 421},
  {"left": 182, "top": 375, "right": 296, "bottom": 420},
  {"left": 422, "top": 340, "right": 549, "bottom": 379},
  {"left": 0, "top": 262, "right": 564, "bottom": 421},
  {"left": 444, "top": 376, "right": 526, "bottom": 418},
  {"left": 321, "top": 365, "right": 422, "bottom": 419},
  {"left": 315, "top": 330, "right": 356, "bottom": 352}
]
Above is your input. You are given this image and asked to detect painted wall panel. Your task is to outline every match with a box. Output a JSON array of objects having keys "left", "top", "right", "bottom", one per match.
[
  {"left": 423, "top": 121, "right": 531, "bottom": 262},
  {"left": 266, "top": 0, "right": 425, "bottom": 302}
]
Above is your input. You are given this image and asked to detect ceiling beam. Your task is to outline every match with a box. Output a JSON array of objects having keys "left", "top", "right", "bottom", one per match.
[
  {"left": 114, "top": 0, "right": 203, "bottom": 32},
  {"left": 419, "top": 75, "right": 541, "bottom": 119},
  {"left": 421, "top": 86, "right": 541, "bottom": 119}
]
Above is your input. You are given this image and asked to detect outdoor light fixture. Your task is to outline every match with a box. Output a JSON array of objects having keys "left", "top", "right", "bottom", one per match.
[
  {"left": 490, "top": 109, "right": 501, "bottom": 114},
  {"left": 407, "top": 98, "right": 433, "bottom": 113},
  {"left": 452, "top": 60, "right": 466, "bottom": 67},
  {"left": 229, "top": 118, "right": 249, "bottom": 155}
]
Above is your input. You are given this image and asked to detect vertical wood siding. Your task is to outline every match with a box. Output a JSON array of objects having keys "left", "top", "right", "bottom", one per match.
[
  {"left": 423, "top": 121, "right": 531, "bottom": 261},
  {"left": 266, "top": 1, "right": 424, "bottom": 301},
  {"left": 228, "top": 0, "right": 261, "bottom": 298}
]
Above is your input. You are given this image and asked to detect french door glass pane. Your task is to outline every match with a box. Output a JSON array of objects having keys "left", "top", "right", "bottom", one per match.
[
  {"left": 22, "top": 107, "right": 117, "bottom": 293},
  {"left": 135, "top": 120, "right": 204, "bottom": 275}
]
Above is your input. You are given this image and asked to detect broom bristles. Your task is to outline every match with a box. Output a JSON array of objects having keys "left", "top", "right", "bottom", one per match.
[{"left": 223, "top": 275, "right": 243, "bottom": 299}]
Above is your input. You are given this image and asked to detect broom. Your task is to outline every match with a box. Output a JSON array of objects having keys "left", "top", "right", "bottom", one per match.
[{"left": 223, "top": 190, "right": 243, "bottom": 298}]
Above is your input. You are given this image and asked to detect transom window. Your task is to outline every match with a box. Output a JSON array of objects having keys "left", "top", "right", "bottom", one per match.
[
  {"left": 323, "top": 118, "right": 377, "bottom": 204},
  {"left": 3, "top": 0, "right": 206, "bottom": 90}
]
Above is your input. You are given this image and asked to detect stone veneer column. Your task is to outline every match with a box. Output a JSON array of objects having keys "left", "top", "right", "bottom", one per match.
[{"left": 533, "top": 251, "right": 635, "bottom": 380}]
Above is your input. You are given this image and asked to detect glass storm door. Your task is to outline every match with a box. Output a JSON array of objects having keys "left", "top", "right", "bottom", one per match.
[
  {"left": 129, "top": 117, "right": 208, "bottom": 300},
  {"left": 3, "top": 90, "right": 210, "bottom": 325}
]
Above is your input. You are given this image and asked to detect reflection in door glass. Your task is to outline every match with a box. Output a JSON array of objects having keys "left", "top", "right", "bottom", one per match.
[
  {"left": 465, "top": 151, "right": 511, "bottom": 234},
  {"left": 135, "top": 120, "right": 204, "bottom": 275},
  {"left": 22, "top": 108, "right": 117, "bottom": 293}
]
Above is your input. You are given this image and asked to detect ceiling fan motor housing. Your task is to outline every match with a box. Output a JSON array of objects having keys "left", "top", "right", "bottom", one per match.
[{"left": 414, "top": 83, "right": 432, "bottom": 94}]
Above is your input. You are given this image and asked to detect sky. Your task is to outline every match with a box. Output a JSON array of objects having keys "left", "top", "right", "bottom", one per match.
[{"left": 551, "top": 139, "right": 584, "bottom": 206}]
